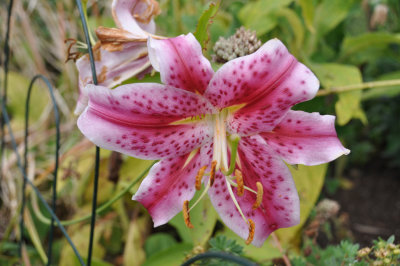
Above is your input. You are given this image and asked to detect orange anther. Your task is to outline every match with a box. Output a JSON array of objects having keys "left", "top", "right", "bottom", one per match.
[
  {"left": 209, "top": 161, "right": 217, "bottom": 186},
  {"left": 195, "top": 166, "right": 207, "bottom": 190},
  {"left": 183, "top": 200, "right": 194, "bottom": 228},
  {"left": 252, "top": 182, "right": 263, "bottom": 210},
  {"left": 245, "top": 219, "right": 255, "bottom": 245},
  {"left": 235, "top": 169, "right": 244, "bottom": 196}
]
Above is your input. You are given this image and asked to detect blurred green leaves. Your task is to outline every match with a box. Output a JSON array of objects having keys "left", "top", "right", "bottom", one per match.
[{"left": 238, "top": 0, "right": 294, "bottom": 36}]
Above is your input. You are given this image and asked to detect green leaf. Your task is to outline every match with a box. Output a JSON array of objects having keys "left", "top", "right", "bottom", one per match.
[
  {"left": 276, "top": 164, "right": 328, "bottom": 247},
  {"left": 194, "top": 1, "right": 220, "bottom": 51},
  {"left": 277, "top": 8, "right": 305, "bottom": 53},
  {"left": 169, "top": 194, "right": 218, "bottom": 247},
  {"left": 143, "top": 243, "right": 193, "bottom": 266},
  {"left": 238, "top": 0, "right": 294, "bottom": 36},
  {"left": 144, "top": 233, "right": 177, "bottom": 257},
  {"left": 299, "top": 0, "right": 315, "bottom": 32},
  {"left": 312, "top": 63, "right": 367, "bottom": 125},
  {"left": 339, "top": 33, "right": 400, "bottom": 61},
  {"left": 314, "top": 0, "right": 356, "bottom": 37}
]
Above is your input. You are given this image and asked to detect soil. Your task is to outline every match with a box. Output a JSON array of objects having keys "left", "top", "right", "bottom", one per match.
[{"left": 332, "top": 162, "right": 400, "bottom": 247}]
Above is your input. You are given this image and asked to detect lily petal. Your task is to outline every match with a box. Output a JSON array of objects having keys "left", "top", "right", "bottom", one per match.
[
  {"left": 112, "top": 0, "right": 160, "bottom": 38},
  {"left": 132, "top": 151, "right": 201, "bottom": 226},
  {"left": 77, "top": 84, "right": 213, "bottom": 159},
  {"left": 227, "top": 61, "right": 319, "bottom": 135},
  {"left": 207, "top": 135, "right": 300, "bottom": 246},
  {"left": 261, "top": 110, "right": 350, "bottom": 166},
  {"left": 148, "top": 33, "right": 214, "bottom": 94}
]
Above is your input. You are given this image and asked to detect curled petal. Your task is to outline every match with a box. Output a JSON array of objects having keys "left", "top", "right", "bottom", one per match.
[
  {"left": 74, "top": 42, "right": 151, "bottom": 114},
  {"left": 261, "top": 110, "right": 350, "bottom": 166},
  {"left": 132, "top": 151, "right": 201, "bottom": 226},
  {"left": 77, "top": 84, "right": 214, "bottom": 159},
  {"left": 112, "top": 0, "right": 160, "bottom": 37},
  {"left": 148, "top": 33, "right": 214, "bottom": 94}
]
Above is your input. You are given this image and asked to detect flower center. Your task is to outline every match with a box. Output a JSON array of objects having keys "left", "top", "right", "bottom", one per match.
[
  {"left": 182, "top": 109, "right": 263, "bottom": 244},
  {"left": 212, "top": 109, "right": 229, "bottom": 172}
]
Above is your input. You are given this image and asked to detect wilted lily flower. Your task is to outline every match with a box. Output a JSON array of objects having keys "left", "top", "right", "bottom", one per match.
[
  {"left": 74, "top": 0, "right": 161, "bottom": 114},
  {"left": 77, "top": 33, "right": 349, "bottom": 246}
]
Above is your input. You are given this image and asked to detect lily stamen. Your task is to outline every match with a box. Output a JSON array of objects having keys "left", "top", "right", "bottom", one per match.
[
  {"left": 195, "top": 165, "right": 207, "bottom": 190},
  {"left": 183, "top": 200, "right": 194, "bottom": 228},
  {"left": 245, "top": 219, "right": 255, "bottom": 245},
  {"left": 209, "top": 161, "right": 217, "bottom": 186},
  {"left": 225, "top": 176, "right": 248, "bottom": 225},
  {"left": 227, "top": 178, "right": 257, "bottom": 194},
  {"left": 252, "top": 182, "right": 263, "bottom": 210},
  {"left": 235, "top": 169, "right": 244, "bottom": 196}
]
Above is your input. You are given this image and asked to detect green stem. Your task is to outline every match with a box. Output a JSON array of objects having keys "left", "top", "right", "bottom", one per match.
[
  {"left": 81, "top": 0, "right": 96, "bottom": 46},
  {"left": 317, "top": 79, "right": 400, "bottom": 96},
  {"left": 32, "top": 161, "right": 156, "bottom": 226},
  {"left": 222, "top": 134, "right": 240, "bottom": 176}
]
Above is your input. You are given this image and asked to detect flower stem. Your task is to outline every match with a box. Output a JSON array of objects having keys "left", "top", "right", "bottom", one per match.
[
  {"left": 31, "top": 161, "right": 156, "bottom": 226},
  {"left": 317, "top": 79, "right": 400, "bottom": 96}
]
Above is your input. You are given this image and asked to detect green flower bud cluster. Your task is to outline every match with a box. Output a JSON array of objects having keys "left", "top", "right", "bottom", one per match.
[{"left": 213, "top": 27, "right": 262, "bottom": 63}]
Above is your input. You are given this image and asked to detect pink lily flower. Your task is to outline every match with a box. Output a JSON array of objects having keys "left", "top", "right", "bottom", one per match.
[
  {"left": 74, "top": 0, "right": 161, "bottom": 114},
  {"left": 77, "top": 33, "right": 350, "bottom": 246}
]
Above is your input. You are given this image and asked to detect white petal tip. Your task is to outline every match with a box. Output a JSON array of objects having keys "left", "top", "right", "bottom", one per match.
[{"left": 343, "top": 148, "right": 351, "bottom": 155}]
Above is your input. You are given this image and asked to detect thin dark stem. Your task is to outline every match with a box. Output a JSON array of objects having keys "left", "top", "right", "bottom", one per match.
[
  {"left": 181, "top": 252, "right": 257, "bottom": 266},
  {"left": 87, "top": 147, "right": 100, "bottom": 266},
  {"left": 75, "top": 1, "right": 100, "bottom": 265},
  {"left": 1, "top": 103, "right": 86, "bottom": 266},
  {"left": 23, "top": 75, "right": 61, "bottom": 266}
]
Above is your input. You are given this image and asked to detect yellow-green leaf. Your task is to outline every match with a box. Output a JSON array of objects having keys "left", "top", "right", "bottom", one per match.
[
  {"left": 276, "top": 164, "right": 328, "bottom": 248},
  {"left": 312, "top": 63, "right": 367, "bottom": 125},
  {"left": 169, "top": 193, "right": 218, "bottom": 247},
  {"left": 277, "top": 8, "right": 304, "bottom": 54}
]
